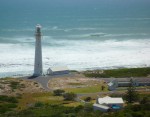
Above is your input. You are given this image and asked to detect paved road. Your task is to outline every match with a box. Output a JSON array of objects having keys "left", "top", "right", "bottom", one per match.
[
  {"left": 21, "top": 73, "right": 75, "bottom": 91},
  {"left": 22, "top": 76, "right": 52, "bottom": 91}
]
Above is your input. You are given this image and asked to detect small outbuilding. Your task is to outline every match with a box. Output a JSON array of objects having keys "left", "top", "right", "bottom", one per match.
[
  {"left": 93, "top": 103, "right": 110, "bottom": 112},
  {"left": 108, "top": 78, "right": 139, "bottom": 91},
  {"left": 47, "top": 66, "right": 69, "bottom": 75},
  {"left": 93, "top": 96, "right": 124, "bottom": 112},
  {"left": 97, "top": 96, "right": 124, "bottom": 108},
  {"left": 108, "top": 79, "right": 118, "bottom": 91}
]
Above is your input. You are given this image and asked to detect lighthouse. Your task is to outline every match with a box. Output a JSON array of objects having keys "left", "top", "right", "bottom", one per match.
[{"left": 33, "top": 24, "right": 43, "bottom": 76}]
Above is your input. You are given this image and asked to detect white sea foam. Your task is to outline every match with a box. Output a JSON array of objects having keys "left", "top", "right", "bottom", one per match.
[{"left": 0, "top": 36, "right": 150, "bottom": 77}]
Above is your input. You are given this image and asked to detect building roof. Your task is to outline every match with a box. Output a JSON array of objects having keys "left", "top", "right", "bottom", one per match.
[
  {"left": 93, "top": 103, "right": 109, "bottom": 110},
  {"left": 98, "top": 96, "right": 124, "bottom": 104},
  {"left": 48, "top": 66, "right": 69, "bottom": 72},
  {"left": 135, "top": 78, "right": 150, "bottom": 82},
  {"left": 108, "top": 82, "right": 113, "bottom": 86}
]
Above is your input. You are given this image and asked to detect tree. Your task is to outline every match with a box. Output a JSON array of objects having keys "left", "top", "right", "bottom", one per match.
[
  {"left": 140, "top": 97, "right": 150, "bottom": 105},
  {"left": 84, "top": 103, "right": 93, "bottom": 112},
  {"left": 101, "top": 86, "right": 105, "bottom": 91},
  {"left": 124, "top": 79, "right": 139, "bottom": 103},
  {"left": 84, "top": 97, "right": 92, "bottom": 102},
  {"left": 34, "top": 102, "right": 44, "bottom": 107},
  {"left": 53, "top": 89, "right": 65, "bottom": 96},
  {"left": 63, "top": 92, "right": 77, "bottom": 101}
]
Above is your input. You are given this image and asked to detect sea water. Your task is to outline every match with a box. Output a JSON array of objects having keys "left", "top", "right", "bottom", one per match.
[{"left": 0, "top": 0, "right": 150, "bottom": 77}]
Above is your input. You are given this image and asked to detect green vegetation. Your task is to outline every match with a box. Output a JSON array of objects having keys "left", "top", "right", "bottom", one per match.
[
  {"left": 9, "top": 81, "right": 25, "bottom": 90},
  {"left": 17, "top": 92, "right": 81, "bottom": 110},
  {"left": 0, "top": 95, "right": 18, "bottom": 103},
  {"left": 68, "top": 82, "right": 84, "bottom": 85},
  {"left": 101, "top": 85, "right": 105, "bottom": 91},
  {"left": 124, "top": 79, "right": 139, "bottom": 103},
  {"left": 64, "top": 84, "right": 108, "bottom": 93},
  {"left": 0, "top": 92, "right": 149, "bottom": 117},
  {"left": 63, "top": 92, "right": 77, "bottom": 101},
  {"left": 1, "top": 102, "right": 150, "bottom": 117},
  {"left": 84, "top": 67, "right": 150, "bottom": 78},
  {"left": 53, "top": 89, "right": 65, "bottom": 96},
  {"left": 84, "top": 97, "right": 92, "bottom": 102},
  {"left": 0, "top": 95, "right": 18, "bottom": 114},
  {"left": 34, "top": 102, "right": 44, "bottom": 108},
  {"left": 140, "top": 96, "right": 150, "bottom": 104}
]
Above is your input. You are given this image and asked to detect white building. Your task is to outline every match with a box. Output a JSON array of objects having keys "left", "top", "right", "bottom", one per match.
[
  {"left": 108, "top": 79, "right": 118, "bottom": 91},
  {"left": 108, "top": 79, "right": 139, "bottom": 91},
  {"left": 93, "top": 103, "right": 110, "bottom": 112},
  {"left": 97, "top": 96, "right": 124, "bottom": 107},
  {"left": 93, "top": 96, "right": 124, "bottom": 112},
  {"left": 33, "top": 24, "right": 43, "bottom": 76},
  {"left": 47, "top": 66, "right": 69, "bottom": 75}
]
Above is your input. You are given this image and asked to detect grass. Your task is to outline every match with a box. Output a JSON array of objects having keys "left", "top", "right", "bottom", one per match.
[
  {"left": 0, "top": 95, "right": 19, "bottom": 114},
  {"left": 17, "top": 92, "right": 81, "bottom": 110},
  {"left": 68, "top": 82, "right": 84, "bottom": 85},
  {"left": 9, "top": 81, "right": 25, "bottom": 89},
  {"left": 17, "top": 92, "right": 55, "bottom": 110},
  {"left": 63, "top": 101, "right": 83, "bottom": 107},
  {"left": 64, "top": 84, "right": 108, "bottom": 93},
  {"left": 84, "top": 67, "right": 150, "bottom": 78}
]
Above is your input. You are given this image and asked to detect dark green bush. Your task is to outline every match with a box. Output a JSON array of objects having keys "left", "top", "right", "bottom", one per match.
[
  {"left": 84, "top": 103, "right": 93, "bottom": 112},
  {"left": 84, "top": 67, "right": 150, "bottom": 78},
  {"left": 0, "top": 95, "right": 18, "bottom": 103},
  {"left": 63, "top": 92, "right": 77, "bottom": 101},
  {"left": 84, "top": 97, "right": 92, "bottom": 102},
  {"left": 34, "top": 102, "right": 44, "bottom": 108},
  {"left": 6, "top": 103, "right": 17, "bottom": 108},
  {"left": 53, "top": 89, "right": 65, "bottom": 96}
]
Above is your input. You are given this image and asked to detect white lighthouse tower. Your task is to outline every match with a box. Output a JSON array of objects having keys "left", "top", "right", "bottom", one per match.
[{"left": 33, "top": 24, "right": 43, "bottom": 76}]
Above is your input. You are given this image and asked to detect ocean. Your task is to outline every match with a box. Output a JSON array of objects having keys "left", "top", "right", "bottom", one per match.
[{"left": 0, "top": 0, "right": 150, "bottom": 77}]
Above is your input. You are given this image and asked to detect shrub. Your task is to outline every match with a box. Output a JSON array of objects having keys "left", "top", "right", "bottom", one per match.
[
  {"left": 124, "top": 79, "right": 139, "bottom": 103},
  {"left": 0, "top": 95, "right": 18, "bottom": 103},
  {"left": 9, "top": 81, "right": 20, "bottom": 89},
  {"left": 101, "top": 86, "right": 105, "bottom": 91},
  {"left": 84, "top": 97, "right": 92, "bottom": 102},
  {"left": 75, "top": 105, "right": 84, "bottom": 112},
  {"left": 53, "top": 89, "right": 65, "bottom": 96},
  {"left": 6, "top": 103, "right": 17, "bottom": 108},
  {"left": 140, "top": 97, "right": 150, "bottom": 104},
  {"left": 63, "top": 92, "right": 77, "bottom": 101},
  {"left": 34, "top": 102, "right": 44, "bottom": 107},
  {"left": 84, "top": 103, "right": 93, "bottom": 112},
  {"left": 0, "top": 105, "right": 11, "bottom": 114}
]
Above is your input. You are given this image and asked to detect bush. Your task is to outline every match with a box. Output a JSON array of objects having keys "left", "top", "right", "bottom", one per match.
[
  {"left": 124, "top": 79, "right": 139, "bottom": 103},
  {"left": 74, "top": 105, "right": 84, "bottom": 112},
  {"left": 53, "top": 89, "right": 65, "bottom": 96},
  {"left": 84, "top": 103, "right": 93, "bottom": 112},
  {"left": 0, "top": 95, "right": 18, "bottom": 103},
  {"left": 6, "top": 103, "right": 17, "bottom": 108},
  {"left": 101, "top": 86, "right": 105, "bottom": 91},
  {"left": 9, "top": 81, "right": 20, "bottom": 89},
  {"left": 84, "top": 97, "right": 92, "bottom": 102},
  {"left": 0, "top": 105, "right": 11, "bottom": 114},
  {"left": 63, "top": 92, "right": 77, "bottom": 101},
  {"left": 140, "top": 97, "right": 150, "bottom": 104},
  {"left": 34, "top": 102, "right": 44, "bottom": 107},
  {"left": 84, "top": 67, "right": 150, "bottom": 78}
]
